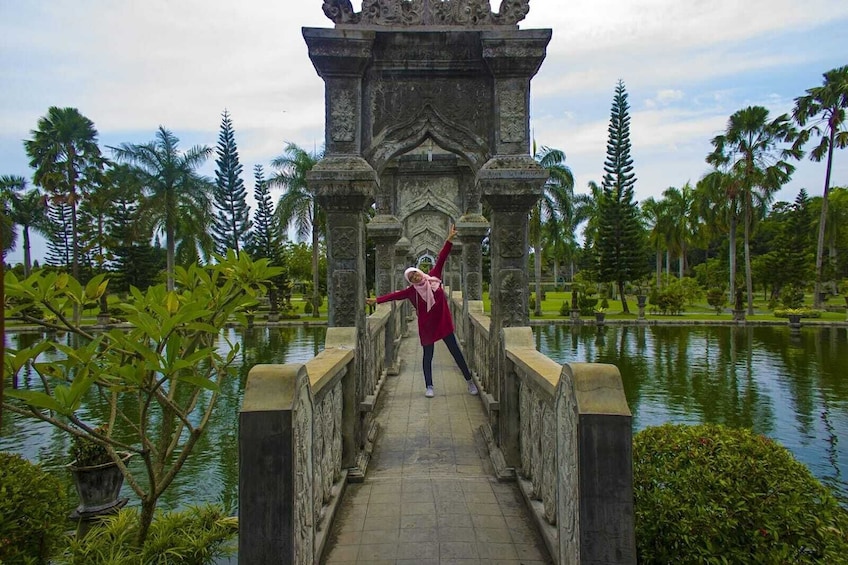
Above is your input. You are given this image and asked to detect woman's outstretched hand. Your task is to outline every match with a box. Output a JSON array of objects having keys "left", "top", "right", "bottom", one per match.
[
  {"left": 366, "top": 297, "right": 377, "bottom": 306},
  {"left": 447, "top": 224, "right": 458, "bottom": 242}
]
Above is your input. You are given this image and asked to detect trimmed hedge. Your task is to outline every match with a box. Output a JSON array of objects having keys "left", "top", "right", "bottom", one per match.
[
  {"left": 0, "top": 452, "right": 68, "bottom": 564},
  {"left": 634, "top": 424, "right": 848, "bottom": 564}
]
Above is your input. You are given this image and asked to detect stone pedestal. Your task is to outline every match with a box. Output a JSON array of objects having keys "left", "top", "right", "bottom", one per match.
[{"left": 637, "top": 295, "right": 647, "bottom": 320}]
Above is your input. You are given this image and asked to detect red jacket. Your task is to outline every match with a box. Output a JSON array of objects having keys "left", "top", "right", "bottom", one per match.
[{"left": 376, "top": 240, "right": 455, "bottom": 346}]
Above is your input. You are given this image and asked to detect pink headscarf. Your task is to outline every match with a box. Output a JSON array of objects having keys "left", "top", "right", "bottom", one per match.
[{"left": 404, "top": 267, "right": 441, "bottom": 312}]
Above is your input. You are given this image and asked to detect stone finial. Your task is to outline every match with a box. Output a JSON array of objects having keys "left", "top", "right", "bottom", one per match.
[{"left": 322, "top": 0, "right": 531, "bottom": 27}]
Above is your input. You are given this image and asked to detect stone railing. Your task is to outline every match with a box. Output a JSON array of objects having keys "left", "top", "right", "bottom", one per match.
[
  {"left": 450, "top": 291, "right": 496, "bottom": 415},
  {"left": 451, "top": 293, "right": 635, "bottom": 564},
  {"left": 238, "top": 327, "right": 357, "bottom": 564},
  {"left": 502, "top": 327, "right": 636, "bottom": 565}
]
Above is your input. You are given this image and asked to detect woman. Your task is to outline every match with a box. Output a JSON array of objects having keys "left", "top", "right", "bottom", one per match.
[{"left": 367, "top": 225, "right": 478, "bottom": 398}]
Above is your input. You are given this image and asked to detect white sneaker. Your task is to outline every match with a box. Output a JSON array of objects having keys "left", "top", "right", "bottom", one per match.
[
  {"left": 425, "top": 386, "right": 435, "bottom": 398},
  {"left": 467, "top": 381, "right": 479, "bottom": 396}
]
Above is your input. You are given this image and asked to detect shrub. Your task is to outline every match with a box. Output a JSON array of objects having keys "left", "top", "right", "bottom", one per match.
[
  {"left": 62, "top": 504, "right": 237, "bottom": 565},
  {"left": 303, "top": 300, "right": 313, "bottom": 315},
  {"left": 774, "top": 308, "right": 822, "bottom": 319},
  {"left": 0, "top": 453, "right": 68, "bottom": 564},
  {"left": 529, "top": 295, "right": 536, "bottom": 312},
  {"left": 577, "top": 295, "right": 598, "bottom": 316},
  {"left": 781, "top": 284, "right": 805, "bottom": 309},
  {"left": 69, "top": 425, "right": 111, "bottom": 467},
  {"left": 633, "top": 424, "right": 848, "bottom": 564},
  {"left": 706, "top": 288, "right": 727, "bottom": 314}
]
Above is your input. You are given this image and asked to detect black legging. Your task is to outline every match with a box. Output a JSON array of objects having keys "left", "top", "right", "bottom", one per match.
[{"left": 421, "top": 333, "right": 472, "bottom": 387}]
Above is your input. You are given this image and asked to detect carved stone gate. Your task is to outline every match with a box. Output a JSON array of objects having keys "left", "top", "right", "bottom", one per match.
[
  {"left": 239, "top": 4, "right": 636, "bottom": 564},
  {"left": 306, "top": 0, "right": 550, "bottom": 453}
]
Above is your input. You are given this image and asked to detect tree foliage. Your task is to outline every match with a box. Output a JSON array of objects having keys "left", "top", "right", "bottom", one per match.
[
  {"left": 596, "top": 80, "right": 647, "bottom": 312},
  {"left": 211, "top": 110, "right": 251, "bottom": 255}
]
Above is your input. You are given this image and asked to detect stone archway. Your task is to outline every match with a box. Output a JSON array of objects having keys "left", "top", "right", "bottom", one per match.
[
  {"left": 305, "top": 1, "right": 550, "bottom": 331},
  {"left": 304, "top": 4, "right": 551, "bottom": 464}
]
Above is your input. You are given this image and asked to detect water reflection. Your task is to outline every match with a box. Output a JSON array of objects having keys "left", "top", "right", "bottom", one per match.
[
  {"left": 1, "top": 326, "right": 326, "bottom": 513},
  {"left": 535, "top": 325, "right": 848, "bottom": 500}
]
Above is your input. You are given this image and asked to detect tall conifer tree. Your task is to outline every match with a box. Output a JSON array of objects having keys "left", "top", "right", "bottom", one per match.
[
  {"left": 211, "top": 109, "right": 251, "bottom": 254},
  {"left": 247, "top": 164, "right": 287, "bottom": 313},
  {"left": 596, "top": 80, "right": 647, "bottom": 313}
]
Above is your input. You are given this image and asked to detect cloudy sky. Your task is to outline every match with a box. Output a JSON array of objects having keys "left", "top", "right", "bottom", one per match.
[{"left": 2, "top": 0, "right": 847, "bottom": 263}]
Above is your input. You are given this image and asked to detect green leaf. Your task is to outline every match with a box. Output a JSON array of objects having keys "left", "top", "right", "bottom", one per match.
[
  {"left": 5, "top": 389, "right": 66, "bottom": 413},
  {"left": 177, "top": 374, "right": 220, "bottom": 392}
]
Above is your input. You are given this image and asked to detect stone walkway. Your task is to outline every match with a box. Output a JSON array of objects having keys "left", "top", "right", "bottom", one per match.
[{"left": 322, "top": 327, "right": 552, "bottom": 564}]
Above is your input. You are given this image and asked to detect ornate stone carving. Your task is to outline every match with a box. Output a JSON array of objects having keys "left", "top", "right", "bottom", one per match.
[
  {"left": 331, "top": 227, "right": 357, "bottom": 260},
  {"left": 529, "top": 392, "right": 542, "bottom": 499},
  {"left": 330, "top": 89, "right": 356, "bottom": 142},
  {"left": 556, "top": 365, "right": 580, "bottom": 563},
  {"left": 323, "top": 0, "right": 530, "bottom": 26},
  {"left": 497, "top": 226, "right": 524, "bottom": 258},
  {"left": 519, "top": 381, "right": 531, "bottom": 479},
  {"left": 322, "top": 0, "right": 359, "bottom": 24},
  {"left": 542, "top": 403, "right": 556, "bottom": 524},
  {"left": 333, "top": 383, "right": 343, "bottom": 480},
  {"left": 332, "top": 270, "right": 358, "bottom": 325},
  {"left": 499, "top": 88, "right": 525, "bottom": 143},
  {"left": 466, "top": 272, "right": 481, "bottom": 300},
  {"left": 294, "top": 376, "right": 314, "bottom": 565},
  {"left": 322, "top": 394, "right": 335, "bottom": 502},
  {"left": 312, "top": 399, "right": 325, "bottom": 529},
  {"left": 378, "top": 273, "right": 391, "bottom": 293},
  {"left": 498, "top": 269, "right": 525, "bottom": 326}
]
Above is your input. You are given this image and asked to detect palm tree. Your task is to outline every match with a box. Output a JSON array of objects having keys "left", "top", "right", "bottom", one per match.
[
  {"left": 269, "top": 143, "right": 324, "bottom": 317},
  {"left": 0, "top": 176, "right": 24, "bottom": 259},
  {"left": 792, "top": 65, "right": 848, "bottom": 307},
  {"left": 1, "top": 176, "right": 49, "bottom": 277},
  {"left": 111, "top": 127, "right": 213, "bottom": 290},
  {"left": 23, "top": 107, "right": 105, "bottom": 282},
  {"left": 662, "top": 183, "right": 697, "bottom": 278},
  {"left": 641, "top": 196, "right": 672, "bottom": 288},
  {"left": 531, "top": 144, "right": 574, "bottom": 316},
  {"left": 707, "top": 106, "right": 800, "bottom": 314}
]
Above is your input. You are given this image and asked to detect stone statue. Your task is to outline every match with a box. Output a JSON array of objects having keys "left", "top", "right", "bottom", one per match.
[{"left": 321, "top": 0, "right": 531, "bottom": 26}]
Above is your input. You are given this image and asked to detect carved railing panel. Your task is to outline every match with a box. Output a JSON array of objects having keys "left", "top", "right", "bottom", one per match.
[{"left": 240, "top": 331, "right": 357, "bottom": 563}]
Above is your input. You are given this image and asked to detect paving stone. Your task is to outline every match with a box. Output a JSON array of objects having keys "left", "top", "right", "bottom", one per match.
[{"left": 323, "top": 332, "right": 551, "bottom": 563}]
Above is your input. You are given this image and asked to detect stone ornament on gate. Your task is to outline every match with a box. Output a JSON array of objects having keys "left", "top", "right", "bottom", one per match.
[{"left": 323, "top": 0, "right": 531, "bottom": 26}]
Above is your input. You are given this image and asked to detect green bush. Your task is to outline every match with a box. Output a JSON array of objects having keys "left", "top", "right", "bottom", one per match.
[
  {"left": 578, "top": 295, "right": 598, "bottom": 316},
  {"left": 0, "top": 453, "right": 69, "bottom": 564},
  {"left": 69, "top": 425, "right": 111, "bottom": 467},
  {"left": 634, "top": 424, "right": 848, "bottom": 564},
  {"left": 706, "top": 287, "right": 727, "bottom": 314},
  {"left": 303, "top": 301, "right": 313, "bottom": 315},
  {"left": 774, "top": 308, "right": 822, "bottom": 319},
  {"left": 781, "top": 284, "right": 805, "bottom": 309},
  {"left": 62, "top": 504, "right": 237, "bottom": 565}
]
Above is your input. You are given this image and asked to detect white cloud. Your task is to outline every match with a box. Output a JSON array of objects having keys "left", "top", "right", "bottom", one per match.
[{"left": 2, "top": 0, "right": 847, "bottom": 264}]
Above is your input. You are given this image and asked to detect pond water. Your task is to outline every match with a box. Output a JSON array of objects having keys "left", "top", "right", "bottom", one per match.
[
  {"left": 534, "top": 324, "right": 848, "bottom": 500},
  {"left": 0, "top": 326, "right": 327, "bottom": 514},
  {"left": 2, "top": 324, "right": 846, "bottom": 512}
]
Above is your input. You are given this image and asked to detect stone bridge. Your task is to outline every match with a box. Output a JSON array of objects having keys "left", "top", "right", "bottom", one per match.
[{"left": 237, "top": 2, "right": 635, "bottom": 562}]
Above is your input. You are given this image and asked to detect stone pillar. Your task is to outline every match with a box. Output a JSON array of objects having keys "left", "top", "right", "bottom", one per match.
[
  {"left": 368, "top": 215, "right": 403, "bottom": 374},
  {"left": 480, "top": 157, "right": 547, "bottom": 467},
  {"left": 479, "top": 29, "right": 551, "bottom": 468},
  {"left": 457, "top": 215, "right": 489, "bottom": 301},
  {"left": 394, "top": 237, "right": 412, "bottom": 337},
  {"left": 448, "top": 240, "right": 463, "bottom": 294},
  {"left": 308, "top": 156, "right": 376, "bottom": 471},
  {"left": 457, "top": 214, "right": 489, "bottom": 342}
]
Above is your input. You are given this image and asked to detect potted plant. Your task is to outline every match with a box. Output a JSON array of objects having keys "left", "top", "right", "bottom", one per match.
[
  {"left": 784, "top": 308, "right": 804, "bottom": 327},
  {"left": 594, "top": 306, "right": 607, "bottom": 324},
  {"left": 67, "top": 426, "right": 131, "bottom": 518}
]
